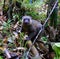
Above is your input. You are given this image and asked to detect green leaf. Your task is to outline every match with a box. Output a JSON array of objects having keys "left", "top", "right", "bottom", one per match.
[
  {"left": 0, "top": 56, "right": 3, "bottom": 59},
  {"left": 41, "top": 36, "right": 47, "bottom": 42},
  {"left": 52, "top": 43, "right": 60, "bottom": 57}
]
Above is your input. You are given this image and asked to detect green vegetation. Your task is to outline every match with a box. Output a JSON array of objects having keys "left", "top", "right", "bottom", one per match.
[{"left": 0, "top": 0, "right": 60, "bottom": 59}]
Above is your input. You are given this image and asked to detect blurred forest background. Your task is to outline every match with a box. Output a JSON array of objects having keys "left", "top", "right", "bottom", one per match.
[
  {"left": 0, "top": 0, "right": 59, "bottom": 21},
  {"left": 0, "top": 0, "right": 60, "bottom": 59}
]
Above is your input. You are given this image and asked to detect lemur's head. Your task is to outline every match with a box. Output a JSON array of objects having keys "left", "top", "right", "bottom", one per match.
[{"left": 22, "top": 16, "right": 32, "bottom": 25}]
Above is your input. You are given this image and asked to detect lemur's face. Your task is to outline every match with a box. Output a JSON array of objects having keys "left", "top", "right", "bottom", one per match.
[
  {"left": 23, "top": 18, "right": 30, "bottom": 25},
  {"left": 22, "top": 16, "right": 32, "bottom": 25}
]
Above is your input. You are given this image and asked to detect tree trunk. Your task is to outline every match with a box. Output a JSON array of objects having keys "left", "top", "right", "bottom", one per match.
[
  {"left": 47, "top": 0, "right": 58, "bottom": 29},
  {"left": 8, "top": 0, "right": 12, "bottom": 20}
]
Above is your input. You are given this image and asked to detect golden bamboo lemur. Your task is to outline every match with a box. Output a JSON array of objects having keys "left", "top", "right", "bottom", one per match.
[{"left": 21, "top": 16, "right": 48, "bottom": 57}]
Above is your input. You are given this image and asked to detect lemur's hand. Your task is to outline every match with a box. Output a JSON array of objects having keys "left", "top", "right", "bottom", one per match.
[{"left": 24, "top": 35, "right": 30, "bottom": 40}]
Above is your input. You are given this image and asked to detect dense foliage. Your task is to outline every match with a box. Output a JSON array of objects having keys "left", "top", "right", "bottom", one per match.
[{"left": 0, "top": 0, "right": 60, "bottom": 59}]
